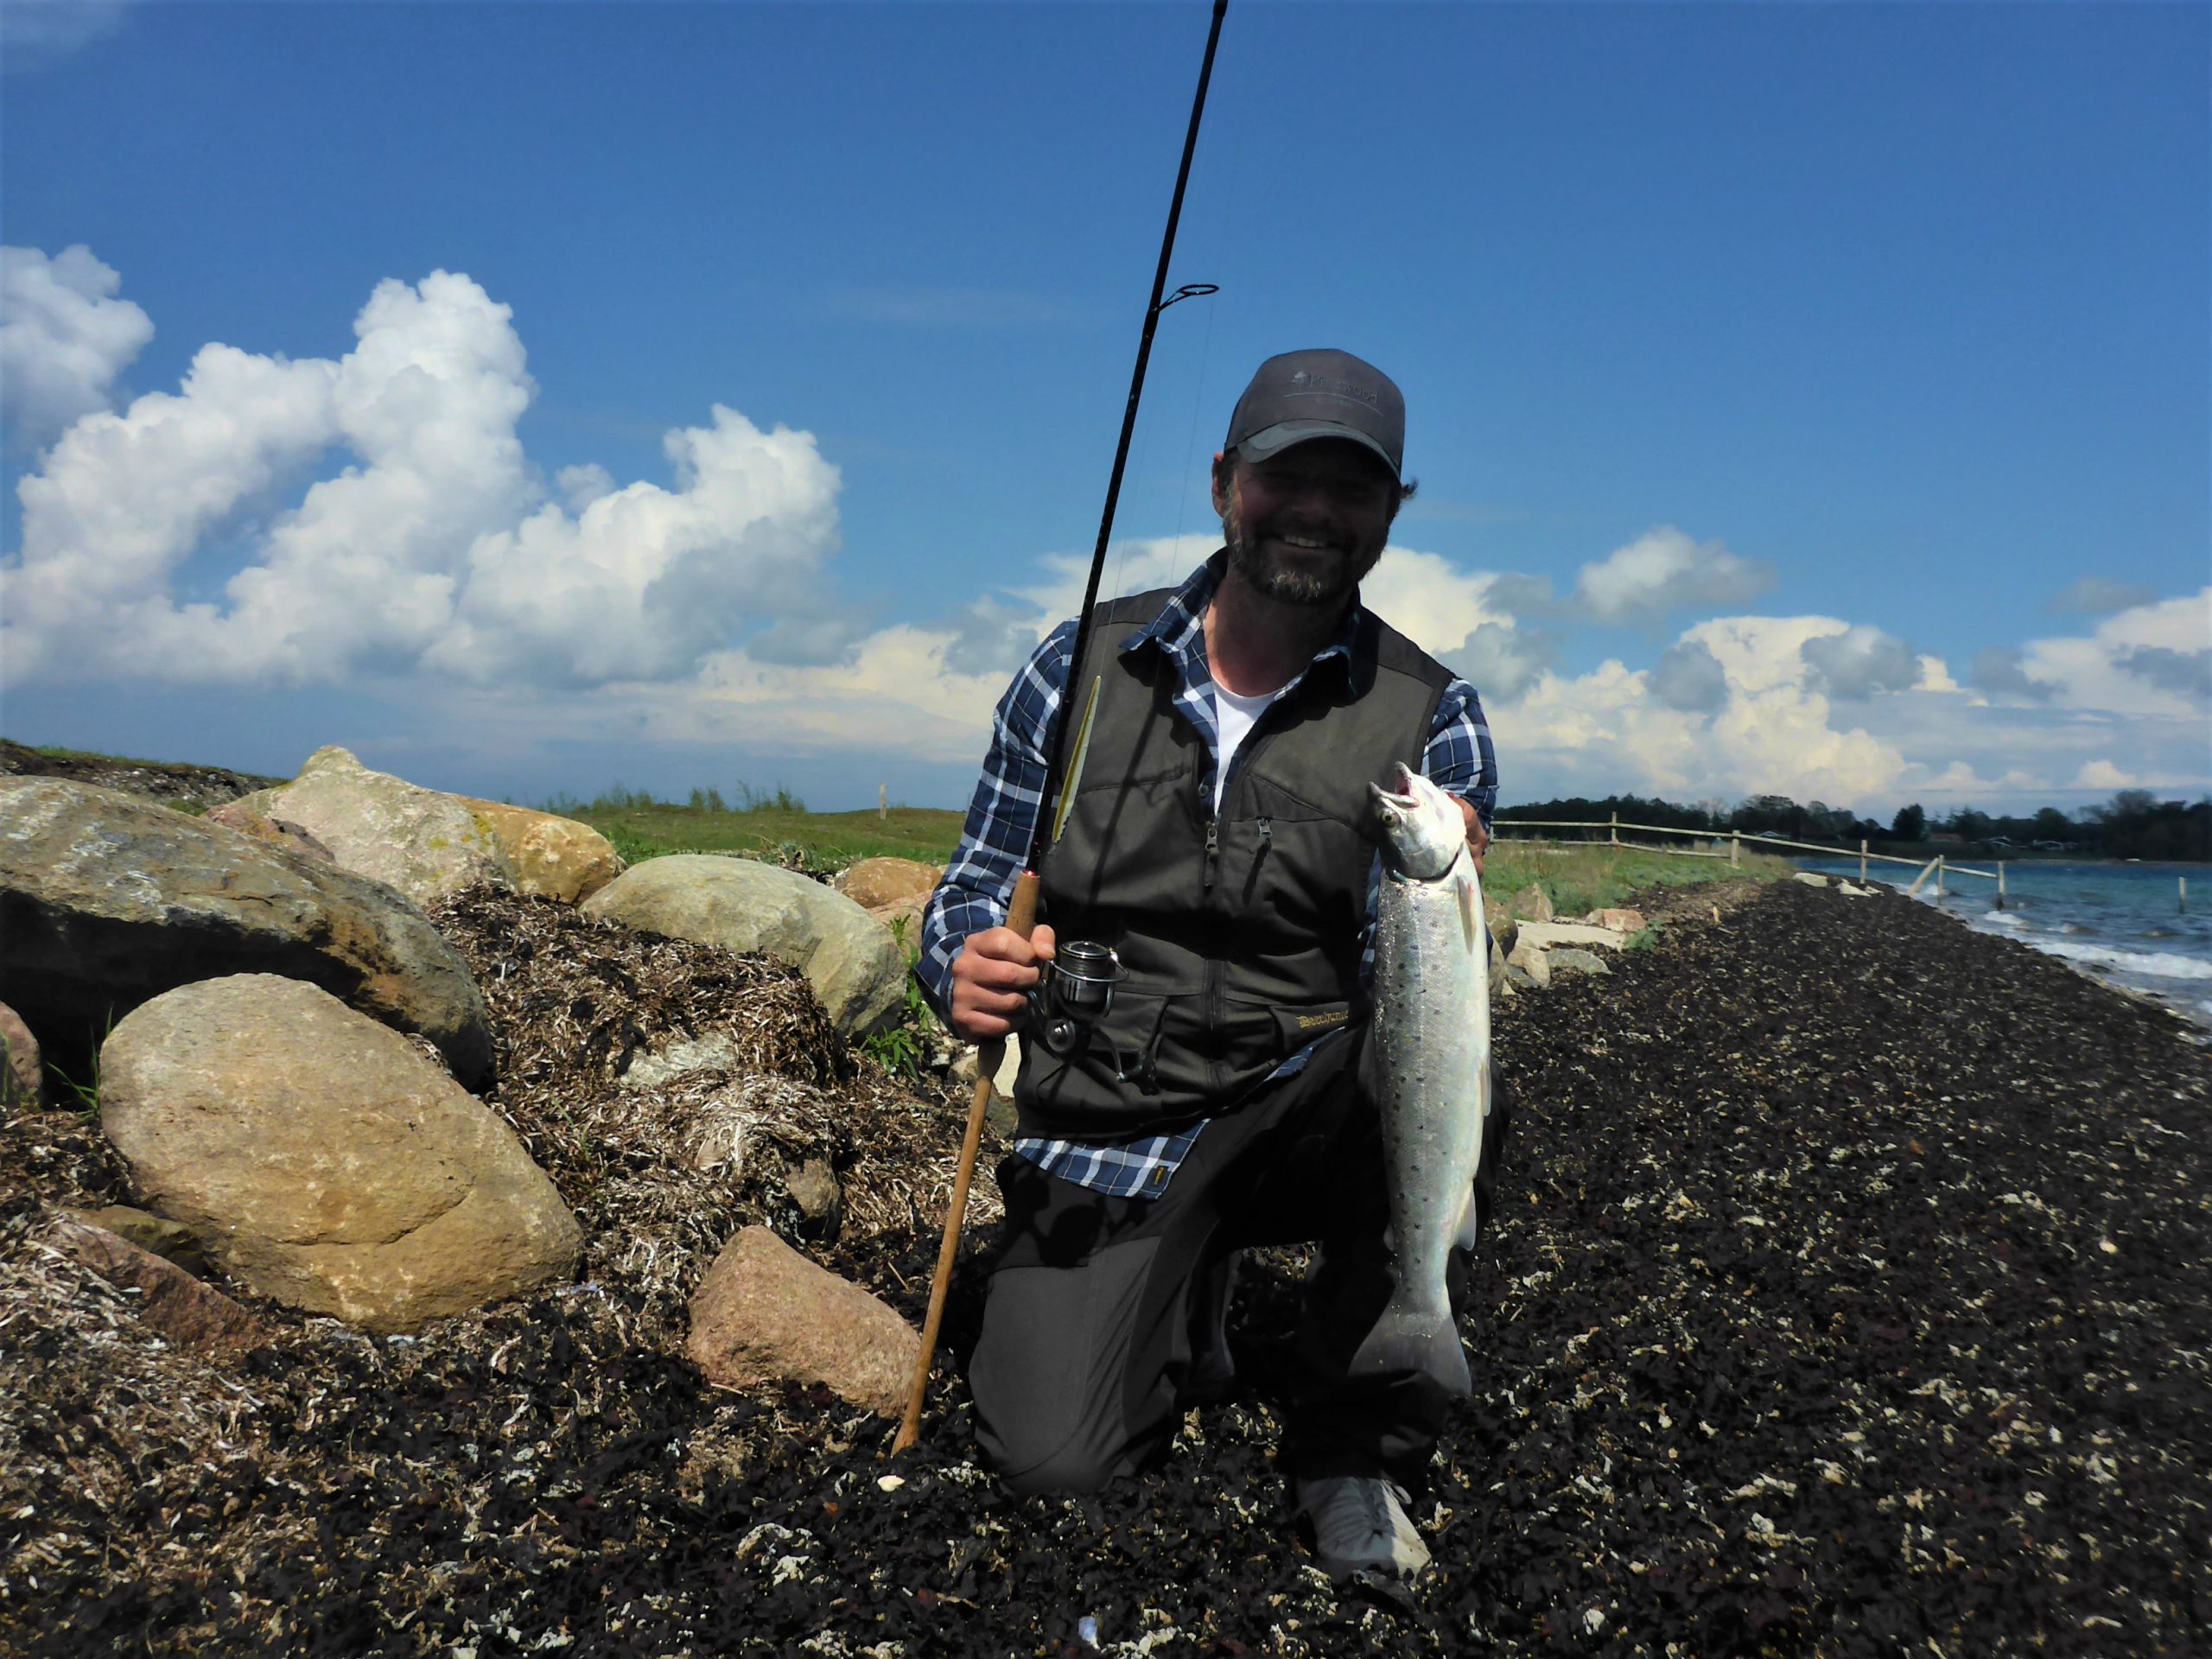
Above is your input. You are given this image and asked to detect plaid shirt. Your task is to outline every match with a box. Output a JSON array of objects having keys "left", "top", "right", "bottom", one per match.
[{"left": 918, "top": 550, "right": 1498, "bottom": 1198}]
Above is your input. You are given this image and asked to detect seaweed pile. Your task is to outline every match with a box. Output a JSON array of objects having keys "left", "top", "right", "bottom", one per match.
[{"left": 3, "top": 880, "right": 2207, "bottom": 1656}]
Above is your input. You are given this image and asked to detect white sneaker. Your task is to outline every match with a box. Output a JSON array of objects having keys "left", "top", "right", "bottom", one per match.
[{"left": 1296, "top": 1471, "right": 1432, "bottom": 1582}]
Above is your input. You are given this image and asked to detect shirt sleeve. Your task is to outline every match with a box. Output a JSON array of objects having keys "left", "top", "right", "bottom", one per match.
[
  {"left": 1421, "top": 675, "right": 1499, "bottom": 830},
  {"left": 916, "top": 620, "right": 1076, "bottom": 1023}
]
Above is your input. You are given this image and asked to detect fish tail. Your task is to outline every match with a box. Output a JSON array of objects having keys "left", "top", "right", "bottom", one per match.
[{"left": 1349, "top": 1304, "right": 1472, "bottom": 1399}]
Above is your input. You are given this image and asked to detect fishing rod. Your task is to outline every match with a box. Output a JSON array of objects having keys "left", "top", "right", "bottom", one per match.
[{"left": 893, "top": 0, "right": 1229, "bottom": 1457}]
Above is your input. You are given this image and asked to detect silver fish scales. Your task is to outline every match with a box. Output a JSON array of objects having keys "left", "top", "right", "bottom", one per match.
[{"left": 1351, "top": 763, "right": 1494, "bottom": 1397}]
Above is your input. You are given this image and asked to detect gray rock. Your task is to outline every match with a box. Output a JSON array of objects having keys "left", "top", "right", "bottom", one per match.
[
  {"left": 620, "top": 1033, "right": 743, "bottom": 1092},
  {"left": 250, "top": 746, "right": 515, "bottom": 906},
  {"left": 1506, "top": 939, "right": 1552, "bottom": 989},
  {"left": 1506, "top": 885, "right": 1555, "bottom": 925},
  {"left": 583, "top": 855, "right": 907, "bottom": 1037},
  {"left": 1548, "top": 947, "right": 1613, "bottom": 978},
  {"left": 685, "top": 1224, "right": 918, "bottom": 1417},
  {"left": 1793, "top": 871, "right": 1832, "bottom": 889},
  {"left": 100, "top": 975, "right": 580, "bottom": 1333},
  {"left": 785, "top": 1158, "right": 842, "bottom": 1230},
  {"left": 0, "top": 779, "right": 493, "bottom": 1086},
  {"left": 1516, "top": 920, "right": 1628, "bottom": 951},
  {"left": 1, "top": 1000, "right": 40, "bottom": 1107}
]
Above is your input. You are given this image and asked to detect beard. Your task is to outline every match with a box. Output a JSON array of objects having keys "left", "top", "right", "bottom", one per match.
[{"left": 1221, "top": 493, "right": 1386, "bottom": 607}]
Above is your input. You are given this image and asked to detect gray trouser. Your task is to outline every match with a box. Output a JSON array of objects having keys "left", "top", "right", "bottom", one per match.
[{"left": 967, "top": 1027, "right": 1500, "bottom": 1495}]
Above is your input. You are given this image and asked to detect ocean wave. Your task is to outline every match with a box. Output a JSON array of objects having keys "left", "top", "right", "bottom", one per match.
[
  {"left": 1983, "top": 911, "right": 2025, "bottom": 928},
  {"left": 2035, "top": 939, "right": 2212, "bottom": 982}
]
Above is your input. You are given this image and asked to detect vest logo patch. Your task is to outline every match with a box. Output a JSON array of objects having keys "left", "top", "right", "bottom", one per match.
[{"left": 1294, "top": 1008, "right": 1349, "bottom": 1030}]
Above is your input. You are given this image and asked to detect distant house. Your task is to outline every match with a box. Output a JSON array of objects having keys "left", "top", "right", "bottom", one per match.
[{"left": 1929, "top": 831, "right": 1965, "bottom": 844}]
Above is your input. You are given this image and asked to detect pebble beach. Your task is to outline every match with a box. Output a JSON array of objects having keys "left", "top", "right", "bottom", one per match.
[{"left": 4, "top": 875, "right": 2207, "bottom": 1656}]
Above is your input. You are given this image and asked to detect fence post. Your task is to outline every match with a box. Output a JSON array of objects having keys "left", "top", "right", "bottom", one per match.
[
  {"left": 1936, "top": 856, "right": 1946, "bottom": 899},
  {"left": 1996, "top": 861, "right": 2006, "bottom": 910},
  {"left": 1610, "top": 811, "right": 1619, "bottom": 848},
  {"left": 1730, "top": 832, "right": 1740, "bottom": 868},
  {"left": 880, "top": 783, "right": 887, "bottom": 823},
  {"left": 2183, "top": 876, "right": 2190, "bottom": 914},
  {"left": 1859, "top": 839, "right": 1868, "bottom": 883}
]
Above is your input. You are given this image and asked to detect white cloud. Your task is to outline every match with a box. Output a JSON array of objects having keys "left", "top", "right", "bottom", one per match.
[
  {"left": 2017, "top": 588, "right": 2212, "bottom": 718},
  {"left": 1648, "top": 639, "right": 1729, "bottom": 713},
  {"left": 1916, "top": 654, "right": 1958, "bottom": 693},
  {"left": 3, "top": 266, "right": 846, "bottom": 692},
  {"left": 1570, "top": 526, "right": 1773, "bottom": 626},
  {"left": 1799, "top": 625, "right": 1921, "bottom": 700},
  {"left": 2072, "top": 760, "right": 2139, "bottom": 790},
  {"left": 0, "top": 245, "right": 154, "bottom": 448}
]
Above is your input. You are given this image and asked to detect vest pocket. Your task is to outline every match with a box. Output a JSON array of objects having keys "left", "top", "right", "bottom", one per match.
[
  {"left": 1266, "top": 1001, "right": 1354, "bottom": 1058},
  {"left": 1027, "top": 988, "right": 1179, "bottom": 1111}
]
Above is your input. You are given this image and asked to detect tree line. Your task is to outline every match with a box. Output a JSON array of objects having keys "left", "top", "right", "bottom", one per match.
[{"left": 1494, "top": 789, "right": 2211, "bottom": 861}]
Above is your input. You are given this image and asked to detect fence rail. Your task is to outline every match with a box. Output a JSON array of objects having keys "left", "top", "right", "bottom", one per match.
[{"left": 1491, "top": 816, "right": 2005, "bottom": 900}]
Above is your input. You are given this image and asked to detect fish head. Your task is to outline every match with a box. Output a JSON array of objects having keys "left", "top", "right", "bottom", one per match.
[{"left": 1370, "top": 762, "right": 1468, "bottom": 880}]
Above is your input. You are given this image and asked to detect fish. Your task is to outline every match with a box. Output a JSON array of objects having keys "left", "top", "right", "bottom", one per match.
[{"left": 1351, "top": 762, "right": 1493, "bottom": 1398}]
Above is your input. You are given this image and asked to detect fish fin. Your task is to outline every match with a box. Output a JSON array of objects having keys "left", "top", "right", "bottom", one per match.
[
  {"left": 1351, "top": 1306, "right": 1473, "bottom": 1398},
  {"left": 1457, "top": 867, "right": 1478, "bottom": 950}
]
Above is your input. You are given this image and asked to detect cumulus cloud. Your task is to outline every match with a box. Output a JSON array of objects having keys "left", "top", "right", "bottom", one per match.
[
  {"left": 1647, "top": 639, "right": 1729, "bottom": 713},
  {"left": 1968, "top": 645, "right": 2056, "bottom": 702},
  {"left": 940, "top": 594, "right": 1049, "bottom": 678},
  {"left": 1570, "top": 526, "right": 1773, "bottom": 626},
  {"left": 1452, "top": 623, "right": 1557, "bottom": 702},
  {"left": 2114, "top": 645, "right": 2212, "bottom": 701},
  {"left": 2, "top": 265, "right": 847, "bottom": 691},
  {"left": 2015, "top": 587, "right": 2212, "bottom": 718},
  {"left": 1, "top": 245, "right": 154, "bottom": 448},
  {"left": 2072, "top": 760, "right": 2138, "bottom": 790},
  {"left": 1, "top": 1, "right": 132, "bottom": 71},
  {"left": 1799, "top": 625, "right": 1921, "bottom": 700},
  {"left": 2048, "top": 575, "right": 2156, "bottom": 616}
]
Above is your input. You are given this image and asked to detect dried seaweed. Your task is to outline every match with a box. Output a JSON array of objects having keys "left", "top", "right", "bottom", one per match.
[{"left": 2, "top": 880, "right": 2206, "bottom": 1657}]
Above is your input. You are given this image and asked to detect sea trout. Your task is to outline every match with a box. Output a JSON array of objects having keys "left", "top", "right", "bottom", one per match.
[{"left": 1351, "top": 764, "right": 1493, "bottom": 1398}]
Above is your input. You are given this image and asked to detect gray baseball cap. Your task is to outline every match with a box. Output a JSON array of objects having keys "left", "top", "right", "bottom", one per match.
[{"left": 1224, "top": 348, "right": 1404, "bottom": 480}]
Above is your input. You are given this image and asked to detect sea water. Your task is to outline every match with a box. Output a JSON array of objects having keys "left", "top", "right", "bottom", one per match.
[{"left": 1792, "top": 857, "right": 2212, "bottom": 1035}]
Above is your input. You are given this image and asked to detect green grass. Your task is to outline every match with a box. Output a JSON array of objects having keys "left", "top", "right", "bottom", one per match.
[
  {"left": 1483, "top": 839, "right": 1790, "bottom": 919},
  {"left": 547, "top": 785, "right": 965, "bottom": 874}
]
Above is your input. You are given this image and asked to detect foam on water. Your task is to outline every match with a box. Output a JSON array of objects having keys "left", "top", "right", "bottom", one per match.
[{"left": 2035, "top": 939, "right": 2212, "bottom": 982}]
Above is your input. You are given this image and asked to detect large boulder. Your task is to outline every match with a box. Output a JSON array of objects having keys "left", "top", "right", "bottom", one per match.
[
  {"left": 202, "top": 799, "right": 335, "bottom": 865},
  {"left": 583, "top": 855, "right": 908, "bottom": 1037},
  {"left": 454, "top": 798, "right": 624, "bottom": 904},
  {"left": 100, "top": 976, "right": 581, "bottom": 1333},
  {"left": 832, "top": 857, "right": 943, "bottom": 912},
  {"left": 0, "top": 779, "right": 493, "bottom": 1086},
  {"left": 1505, "top": 884, "right": 1556, "bottom": 925},
  {"left": 685, "top": 1224, "right": 918, "bottom": 1417},
  {"left": 241, "top": 746, "right": 514, "bottom": 907}
]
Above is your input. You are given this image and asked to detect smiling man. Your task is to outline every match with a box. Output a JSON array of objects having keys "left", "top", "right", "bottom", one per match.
[{"left": 918, "top": 349, "right": 1503, "bottom": 1584}]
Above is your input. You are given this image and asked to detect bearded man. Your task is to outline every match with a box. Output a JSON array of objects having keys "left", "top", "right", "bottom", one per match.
[{"left": 918, "top": 349, "right": 1503, "bottom": 1583}]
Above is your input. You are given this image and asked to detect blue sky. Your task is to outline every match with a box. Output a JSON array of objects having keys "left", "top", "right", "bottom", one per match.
[{"left": 3, "top": 0, "right": 2206, "bottom": 817}]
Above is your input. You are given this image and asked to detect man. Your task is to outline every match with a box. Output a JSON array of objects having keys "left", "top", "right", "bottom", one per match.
[{"left": 918, "top": 349, "right": 1500, "bottom": 1583}]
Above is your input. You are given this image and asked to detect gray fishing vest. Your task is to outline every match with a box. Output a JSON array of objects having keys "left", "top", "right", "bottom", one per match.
[{"left": 1015, "top": 579, "right": 1453, "bottom": 1141}]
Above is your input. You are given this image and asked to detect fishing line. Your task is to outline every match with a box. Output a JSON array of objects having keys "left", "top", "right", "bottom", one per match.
[{"left": 1168, "top": 70, "right": 1243, "bottom": 563}]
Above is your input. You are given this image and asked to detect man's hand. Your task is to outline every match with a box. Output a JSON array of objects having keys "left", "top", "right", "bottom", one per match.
[
  {"left": 1457, "top": 795, "right": 1490, "bottom": 873},
  {"left": 949, "top": 923, "right": 1058, "bottom": 1043}
]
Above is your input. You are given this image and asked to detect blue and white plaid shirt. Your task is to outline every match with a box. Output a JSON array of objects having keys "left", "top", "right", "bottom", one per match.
[{"left": 918, "top": 550, "right": 1497, "bottom": 1198}]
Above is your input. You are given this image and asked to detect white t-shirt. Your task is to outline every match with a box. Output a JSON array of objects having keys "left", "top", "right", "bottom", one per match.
[{"left": 1211, "top": 682, "right": 1281, "bottom": 812}]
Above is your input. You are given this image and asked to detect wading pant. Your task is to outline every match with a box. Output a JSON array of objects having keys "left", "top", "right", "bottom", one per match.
[{"left": 968, "top": 1026, "right": 1503, "bottom": 1496}]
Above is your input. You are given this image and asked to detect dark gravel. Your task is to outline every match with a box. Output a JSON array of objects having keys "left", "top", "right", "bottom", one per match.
[{"left": 4, "top": 879, "right": 2208, "bottom": 1656}]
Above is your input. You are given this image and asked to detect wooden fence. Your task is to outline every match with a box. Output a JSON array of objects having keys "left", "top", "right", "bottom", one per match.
[{"left": 1491, "top": 816, "right": 2005, "bottom": 902}]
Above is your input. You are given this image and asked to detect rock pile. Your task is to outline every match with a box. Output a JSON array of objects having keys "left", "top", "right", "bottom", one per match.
[{"left": 1, "top": 747, "right": 931, "bottom": 1404}]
